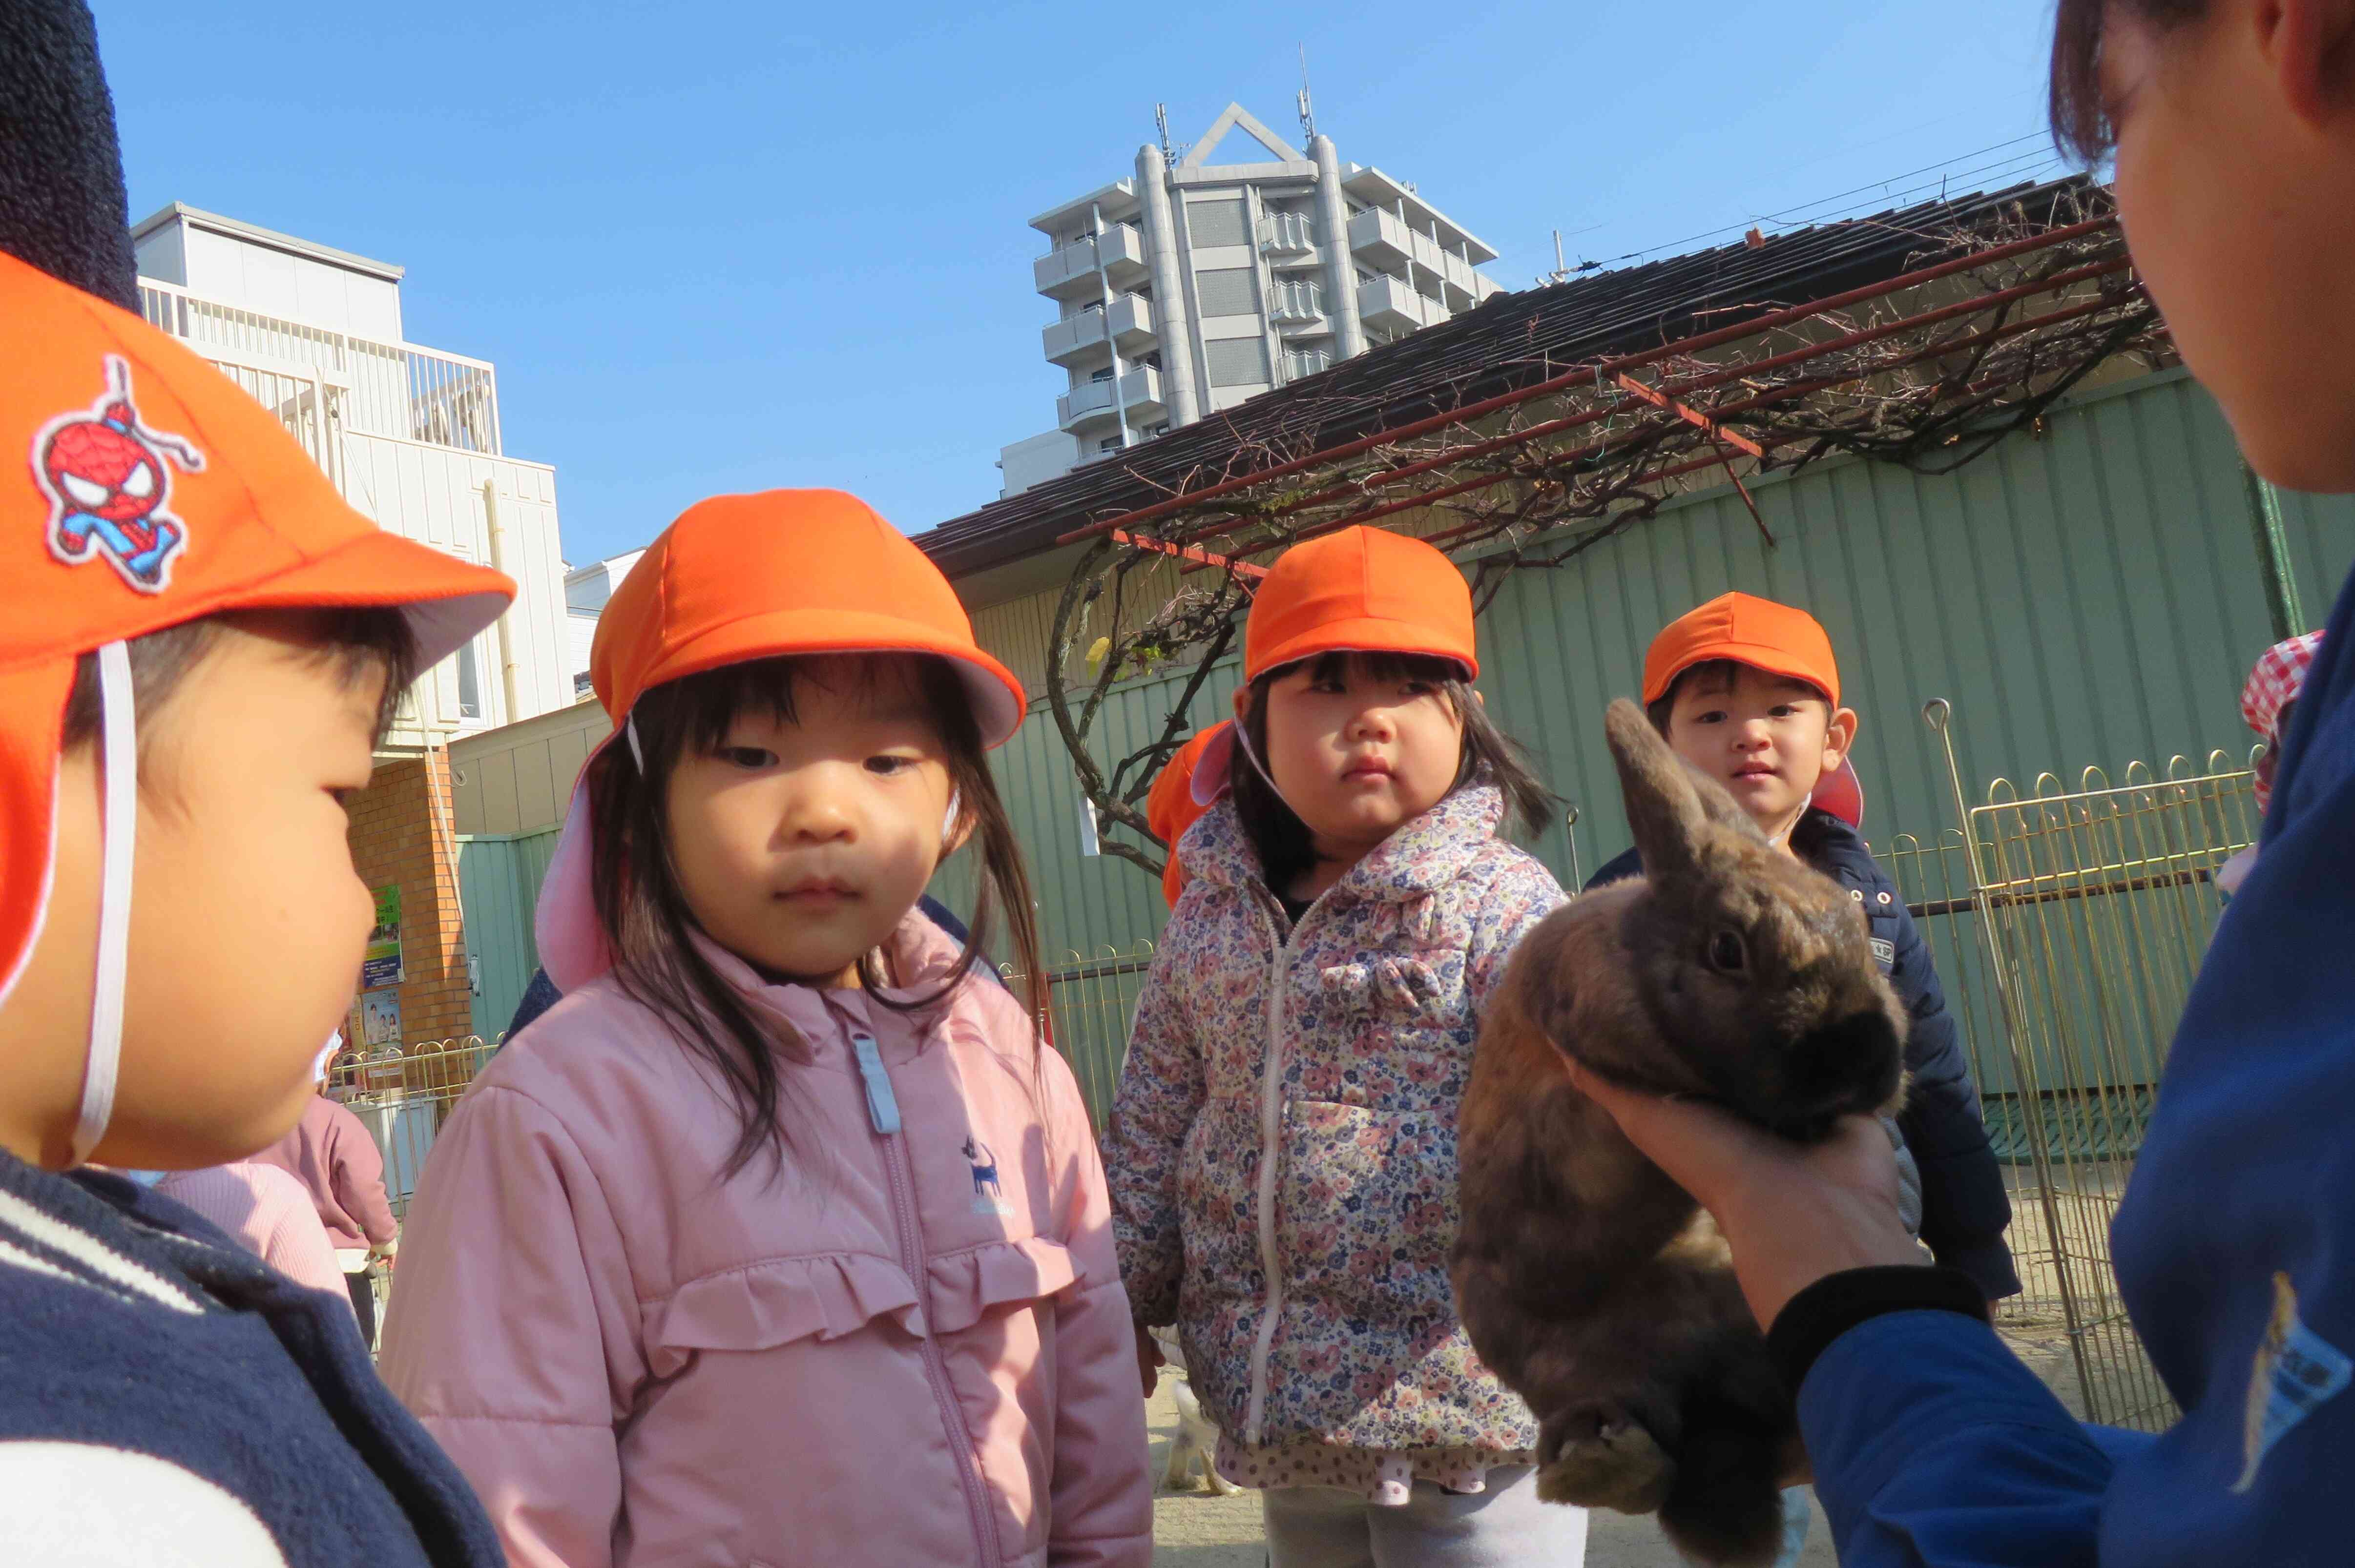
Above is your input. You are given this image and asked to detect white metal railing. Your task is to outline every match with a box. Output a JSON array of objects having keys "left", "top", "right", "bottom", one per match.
[
  {"left": 138, "top": 279, "right": 502, "bottom": 455},
  {"left": 1258, "top": 210, "right": 1318, "bottom": 255},
  {"left": 1269, "top": 278, "right": 1325, "bottom": 323},
  {"left": 1285, "top": 346, "right": 1333, "bottom": 380}
]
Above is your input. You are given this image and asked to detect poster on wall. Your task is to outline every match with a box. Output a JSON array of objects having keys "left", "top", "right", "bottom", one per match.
[
  {"left": 359, "top": 988, "right": 403, "bottom": 1050},
  {"left": 361, "top": 884, "right": 404, "bottom": 990}
]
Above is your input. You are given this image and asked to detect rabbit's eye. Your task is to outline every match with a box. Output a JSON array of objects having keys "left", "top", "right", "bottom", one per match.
[{"left": 1706, "top": 929, "right": 1747, "bottom": 973}]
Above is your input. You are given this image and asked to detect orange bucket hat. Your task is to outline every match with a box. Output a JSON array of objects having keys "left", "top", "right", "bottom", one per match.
[
  {"left": 534, "top": 489, "right": 1024, "bottom": 990},
  {"left": 1145, "top": 722, "right": 1230, "bottom": 908},
  {"left": 1200, "top": 526, "right": 1477, "bottom": 790},
  {"left": 0, "top": 250, "right": 514, "bottom": 1158},
  {"left": 1643, "top": 591, "right": 1863, "bottom": 827}
]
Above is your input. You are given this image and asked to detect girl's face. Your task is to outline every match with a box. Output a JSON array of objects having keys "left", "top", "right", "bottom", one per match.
[
  {"left": 1256, "top": 654, "right": 1467, "bottom": 868},
  {"left": 2104, "top": 0, "right": 2355, "bottom": 491},
  {"left": 665, "top": 657, "right": 959, "bottom": 988}
]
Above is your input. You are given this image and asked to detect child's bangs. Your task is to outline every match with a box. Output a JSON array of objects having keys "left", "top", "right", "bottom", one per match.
[
  {"left": 63, "top": 605, "right": 418, "bottom": 750},
  {"left": 670, "top": 652, "right": 978, "bottom": 755},
  {"left": 1294, "top": 650, "right": 1465, "bottom": 689}
]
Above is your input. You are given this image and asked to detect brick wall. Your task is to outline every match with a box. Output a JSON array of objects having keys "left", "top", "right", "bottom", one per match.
[{"left": 343, "top": 747, "right": 474, "bottom": 1048}]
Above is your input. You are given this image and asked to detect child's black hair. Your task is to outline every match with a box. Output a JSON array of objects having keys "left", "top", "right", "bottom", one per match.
[
  {"left": 585, "top": 653, "right": 1048, "bottom": 1180},
  {"left": 1644, "top": 659, "right": 1834, "bottom": 739},
  {"left": 63, "top": 608, "right": 420, "bottom": 755},
  {"left": 1229, "top": 650, "right": 1558, "bottom": 896},
  {"left": 2049, "top": 0, "right": 2210, "bottom": 161}
]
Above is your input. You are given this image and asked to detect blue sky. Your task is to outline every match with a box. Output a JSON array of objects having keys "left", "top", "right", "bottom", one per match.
[{"left": 98, "top": 0, "right": 2067, "bottom": 565}]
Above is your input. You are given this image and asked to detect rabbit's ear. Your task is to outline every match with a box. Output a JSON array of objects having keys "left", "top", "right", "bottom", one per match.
[{"left": 1604, "top": 699, "right": 1762, "bottom": 887}]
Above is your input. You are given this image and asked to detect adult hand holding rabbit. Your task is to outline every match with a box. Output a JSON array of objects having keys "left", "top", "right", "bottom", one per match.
[{"left": 1564, "top": 1067, "right": 1921, "bottom": 1331}]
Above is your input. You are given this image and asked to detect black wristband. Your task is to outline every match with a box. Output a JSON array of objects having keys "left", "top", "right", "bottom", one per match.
[{"left": 1767, "top": 1265, "right": 1990, "bottom": 1392}]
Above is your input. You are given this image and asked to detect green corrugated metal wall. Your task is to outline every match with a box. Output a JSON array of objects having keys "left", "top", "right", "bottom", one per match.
[
  {"left": 942, "top": 368, "right": 2355, "bottom": 973},
  {"left": 457, "top": 826, "right": 560, "bottom": 1040}
]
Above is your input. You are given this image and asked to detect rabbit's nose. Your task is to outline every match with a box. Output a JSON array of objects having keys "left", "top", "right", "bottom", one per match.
[{"left": 1785, "top": 1008, "right": 1904, "bottom": 1107}]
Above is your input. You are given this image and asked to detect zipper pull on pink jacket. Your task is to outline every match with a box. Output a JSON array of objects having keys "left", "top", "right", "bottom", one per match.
[{"left": 852, "top": 1032, "right": 900, "bottom": 1135}]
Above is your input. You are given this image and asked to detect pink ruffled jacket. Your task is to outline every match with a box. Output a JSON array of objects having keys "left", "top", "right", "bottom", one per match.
[{"left": 378, "top": 917, "right": 1152, "bottom": 1568}]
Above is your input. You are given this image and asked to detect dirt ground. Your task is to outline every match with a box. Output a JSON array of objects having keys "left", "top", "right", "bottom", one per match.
[{"left": 1145, "top": 1320, "right": 2099, "bottom": 1568}]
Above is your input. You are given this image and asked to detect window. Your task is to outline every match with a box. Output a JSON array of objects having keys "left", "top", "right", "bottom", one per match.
[
  {"left": 1136, "top": 350, "right": 1163, "bottom": 371},
  {"left": 455, "top": 639, "right": 482, "bottom": 720},
  {"left": 1187, "top": 196, "right": 1249, "bottom": 248},
  {"left": 1099, "top": 436, "right": 1124, "bottom": 454},
  {"left": 1142, "top": 422, "right": 1170, "bottom": 439},
  {"left": 1194, "top": 266, "right": 1257, "bottom": 318},
  {"left": 1090, "top": 366, "right": 1115, "bottom": 384},
  {"left": 1206, "top": 337, "right": 1271, "bottom": 388},
  {"left": 573, "top": 670, "right": 595, "bottom": 699}
]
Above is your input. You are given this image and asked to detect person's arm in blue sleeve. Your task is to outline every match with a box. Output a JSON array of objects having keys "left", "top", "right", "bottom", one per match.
[
  {"left": 1883, "top": 901, "right": 2021, "bottom": 1299},
  {"left": 1776, "top": 1281, "right": 2113, "bottom": 1568}
]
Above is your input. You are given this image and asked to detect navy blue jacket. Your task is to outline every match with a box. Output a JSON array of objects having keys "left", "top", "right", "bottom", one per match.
[
  {"left": 1797, "top": 558, "right": 2355, "bottom": 1565},
  {"left": 1587, "top": 810, "right": 2021, "bottom": 1300},
  {"left": 503, "top": 892, "right": 993, "bottom": 1039},
  {"left": 0, "top": 1150, "right": 500, "bottom": 1566}
]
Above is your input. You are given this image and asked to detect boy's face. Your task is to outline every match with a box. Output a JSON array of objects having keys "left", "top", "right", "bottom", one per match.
[
  {"left": 1665, "top": 663, "right": 1856, "bottom": 839},
  {"left": 15, "top": 611, "right": 384, "bottom": 1169},
  {"left": 664, "top": 656, "right": 958, "bottom": 988}
]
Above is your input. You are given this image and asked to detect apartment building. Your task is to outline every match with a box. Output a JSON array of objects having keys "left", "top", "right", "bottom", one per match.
[
  {"left": 130, "top": 202, "right": 571, "bottom": 1054},
  {"left": 999, "top": 103, "right": 1504, "bottom": 496}
]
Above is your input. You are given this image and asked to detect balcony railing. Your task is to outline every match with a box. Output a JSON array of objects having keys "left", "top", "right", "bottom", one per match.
[
  {"left": 1058, "top": 365, "right": 1167, "bottom": 431},
  {"left": 1041, "top": 293, "right": 1157, "bottom": 366},
  {"left": 1258, "top": 210, "right": 1318, "bottom": 256},
  {"left": 1032, "top": 224, "right": 1149, "bottom": 298},
  {"left": 138, "top": 279, "right": 502, "bottom": 455},
  {"left": 1268, "top": 279, "right": 1325, "bottom": 325}
]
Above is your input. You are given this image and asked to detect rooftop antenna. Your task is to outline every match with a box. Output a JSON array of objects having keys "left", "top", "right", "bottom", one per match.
[
  {"left": 1154, "top": 102, "right": 1179, "bottom": 170},
  {"left": 1297, "top": 45, "right": 1315, "bottom": 142},
  {"left": 1548, "top": 229, "right": 1570, "bottom": 285}
]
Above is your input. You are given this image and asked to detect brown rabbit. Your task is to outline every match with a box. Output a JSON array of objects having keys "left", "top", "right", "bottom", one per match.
[{"left": 1451, "top": 699, "right": 1908, "bottom": 1567}]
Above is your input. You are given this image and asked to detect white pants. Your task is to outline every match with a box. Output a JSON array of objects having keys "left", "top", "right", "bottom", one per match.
[{"left": 1262, "top": 1465, "right": 1588, "bottom": 1568}]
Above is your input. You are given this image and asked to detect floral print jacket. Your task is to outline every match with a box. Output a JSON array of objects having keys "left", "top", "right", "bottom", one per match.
[{"left": 1106, "top": 784, "right": 1566, "bottom": 1455}]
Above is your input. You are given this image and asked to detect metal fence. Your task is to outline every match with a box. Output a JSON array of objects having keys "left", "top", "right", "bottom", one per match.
[
  {"left": 325, "top": 1034, "right": 500, "bottom": 1221},
  {"left": 1872, "top": 701, "right": 2262, "bottom": 1431},
  {"left": 1004, "top": 946, "right": 1159, "bottom": 1129}
]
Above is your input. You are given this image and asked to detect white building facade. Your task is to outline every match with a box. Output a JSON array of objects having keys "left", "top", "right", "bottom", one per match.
[
  {"left": 1000, "top": 104, "right": 1504, "bottom": 495},
  {"left": 563, "top": 550, "right": 645, "bottom": 699},
  {"left": 130, "top": 203, "right": 572, "bottom": 750}
]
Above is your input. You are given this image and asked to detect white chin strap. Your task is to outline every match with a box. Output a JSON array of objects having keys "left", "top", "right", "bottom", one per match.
[{"left": 72, "top": 641, "right": 136, "bottom": 1165}]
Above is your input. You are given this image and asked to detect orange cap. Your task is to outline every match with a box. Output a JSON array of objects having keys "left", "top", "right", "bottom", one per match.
[
  {"left": 587, "top": 489, "right": 1022, "bottom": 744},
  {"left": 1145, "top": 722, "right": 1230, "bottom": 908},
  {"left": 1643, "top": 591, "right": 1841, "bottom": 709},
  {"left": 0, "top": 249, "right": 514, "bottom": 1010},
  {"left": 537, "top": 489, "right": 1024, "bottom": 989},
  {"left": 1644, "top": 592, "right": 1864, "bottom": 827},
  {"left": 1245, "top": 527, "right": 1476, "bottom": 683}
]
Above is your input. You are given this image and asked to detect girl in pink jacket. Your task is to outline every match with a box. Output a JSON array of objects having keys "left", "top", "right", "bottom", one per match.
[{"left": 379, "top": 491, "right": 1153, "bottom": 1568}]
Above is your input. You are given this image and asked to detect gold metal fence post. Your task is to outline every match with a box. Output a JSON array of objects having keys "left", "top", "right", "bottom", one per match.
[{"left": 1923, "top": 698, "right": 2102, "bottom": 1414}]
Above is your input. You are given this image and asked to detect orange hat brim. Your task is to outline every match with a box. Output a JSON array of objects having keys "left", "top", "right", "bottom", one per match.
[
  {"left": 1642, "top": 639, "right": 1838, "bottom": 709},
  {"left": 0, "top": 657, "right": 73, "bottom": 1012},
  {"left": 1247, "top": 616, "right": 1479, "bottom": 685},
  {"left": 611, "top": 603, "right": 1027, "bottom": 749}
]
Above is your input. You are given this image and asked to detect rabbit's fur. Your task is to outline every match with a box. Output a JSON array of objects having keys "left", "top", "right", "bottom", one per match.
[{"left": 1451, "top": 700, "right": 1908, "bottom": 1567}]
